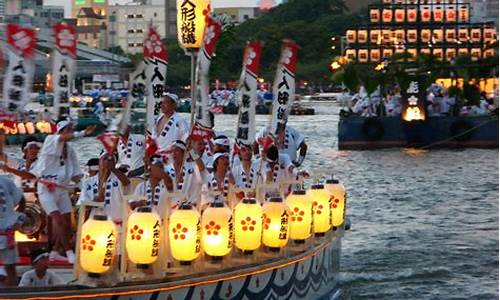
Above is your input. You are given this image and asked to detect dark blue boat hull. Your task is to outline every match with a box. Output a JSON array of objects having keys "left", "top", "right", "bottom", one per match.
[{"left": 338, "top": 115, "right": 499, "bottom": 150}]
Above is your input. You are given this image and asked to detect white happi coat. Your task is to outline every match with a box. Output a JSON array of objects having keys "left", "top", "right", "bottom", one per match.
[
  {"left": 117, "top": 134, "right": 145, "bottom": 171},
  {"left": 165, "top": 161, "right": 206, "bottom": 207},
  {"left": 231, "top": 159, "right": 261, "bottom": 189},
  {"left": 134, "top": 180, "right": 169, "bottom": 219},
  {"left": 153, "top": 112, "right": 189, "bottom": 151},
  {"left": 281, "top": 127, "right": 305, "bottom": 162}
]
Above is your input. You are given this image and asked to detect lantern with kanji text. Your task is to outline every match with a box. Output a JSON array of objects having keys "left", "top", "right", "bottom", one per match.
[
  {"left": 445, "top": 28, "right": 456, "bottom": 43},
  {"left": 382, "top": 9, "right": 393, "bottom": 23},
  {"left": 262, "top": 197, "right": 290, "bottom": 250},
  {"left": 395, "top": 9, "right": 405, "bottom": 22},
  {"left": 346, "top": 30, "right": 357, "bottom": 44},
  {"left": 80, "top": 215, "right": 117, "bottom": 277},
  {"left": 126, "top": 206, "right": 162, "bottom": 268},
  {"left": 446, "top": 7, "right": 456, "bottom": 22},
  {"left": 370, "top": 8, "right": 380, "bottom": 23},
  {"left": 421, "top": 7, "right": 431, "bottom": 22},
  {"left": 324, "top": 179, "right": 346, "bottom": 228},
  {"left": 234, "top": 198, "right": 263, "bottom": 253},
  {"left": 176, "top": 0, "right": 210, "bottom": 50}
]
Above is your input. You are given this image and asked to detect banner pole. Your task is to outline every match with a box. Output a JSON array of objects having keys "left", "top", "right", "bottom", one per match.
[{"left": 189, "top": 51, "right": 197, "bottom": 129}]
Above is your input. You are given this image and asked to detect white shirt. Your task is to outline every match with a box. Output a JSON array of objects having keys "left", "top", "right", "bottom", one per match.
[
  {"left": 134, "top": 180, "right": 169, "bottom": 219},
  {"left": 77, "top": 175, "right": 99, "bottom": 206},
  {"left": 231, "top": 159, "right": 261, "bottom": 189},
  {"left": 153, "top": 113, "right": 189, "bottom": 151},
  {"left": 281, "top": 127, "right": 305, "bottom": 162},
  {"left": 18, "top": 269, "right": 63, "bottom": 287},
  {"left": 0, "top": 176, "right": 23, "bottom": 249},
  {"left": 117, "top": 134, "right": 145, "bottom": 171},
  {"left": 6, "top": 157, "right": 37, "bottom": 203},
  {"left": 165, "top": 161, "right": 206, "bottom": 206},
  {"left": 259, "top": 153, "right": 294, "bottom": 184},
  {"left": 201, "top": 171, "right": 233, "bottom": 206},
  {"left": 31, "top": 135, "right": 83, "bottom": 185}
]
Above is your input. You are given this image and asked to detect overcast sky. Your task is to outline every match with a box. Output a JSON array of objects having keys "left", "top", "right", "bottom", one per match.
[{"left": 44, "top": 0, "right": 268, "bottom": 18}]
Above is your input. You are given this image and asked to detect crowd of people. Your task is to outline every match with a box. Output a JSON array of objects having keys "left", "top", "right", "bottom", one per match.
[{"left": 0, "top": 92, "right": 309, "bottom": 287}]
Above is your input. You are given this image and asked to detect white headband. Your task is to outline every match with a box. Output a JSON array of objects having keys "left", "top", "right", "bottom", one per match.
[
  {"left": 32, "top": 252, "right": 49, "bottom": 263},
  {"left": 87, "top": 165, "right": 99, "bottom": 171},
  {"left": 23, "top": 141, "right": 42, "bottom": 151},
  {"left": 163, "top": 92, "right": 179, "bottom": 104}
]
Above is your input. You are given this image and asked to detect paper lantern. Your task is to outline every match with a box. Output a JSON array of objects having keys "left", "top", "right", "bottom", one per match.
[
  {"left": 445, "top": 29, "right": 456, "bottom": 43},
  {"left": 420, "top": 48, "right": 431, "bottom": 55},
  {"left": 446, "top": 7, "right": 456, "bottom": 22},
  {"left": 470, "top": 48, "right": 481, "bottom": 60},
  {"left": 176, "top": 0, "right": 210, "bottom": 50},
  {"left": 434, "top": 7, "right": 443, "bottom": 22},
  {"left": 458, "top": 28, "right": 468, "bottom": 42},
  {"left": 395, "top": 9, "right": 405, "bottom": 22},
  {"left": 382, "top": 30, "right": 391, "bottom": 43},
  {"left": 421, "top": 29, "right": 431, "bottom": 43},
  {"left": 286, "top": 190, "right": 312, "bottom": 242},
  {"left": 201, "top": 202, "right": 233, "bottom": 258},
  {"left": 126, "top": 207, "right": 161, "bottom": 267},
  {"left": 17, "top": 123, "right": 26, "bottom": 135},
  {"left": 458, "top": 48, "right": 468, "bottom": 56},
  {"left": 169, "top": 204, "right": 201, "bottom": 264},
  {"left": 483, "top": 48, "right": 495, "bottom": 58},
  {"left": 445, "top": 48, "right": 456, "bottom": 60},
  {"left": 421, "top": 7, "right": 431, "bottom": 22},
  {"left": 345, "top": 49, "right": 356, "bottom": 61},
  {"left": 370, "top": 49, "right": 381, "bottom": 62},
  {"left": 470, "top": 28, "right": 481, "bottom": 42},
  {"left": 407, "top": 30, "right": 417, "bottom": 43},
  {"left": 370, "top": 8, "right": 380, "bottom": 23},
  {"left": 395, "top": 47, "right": 405, "bottom": 55},
  {"left": 459, "top": 6, "right": 468, "bottom": 22},
  {"left": 433, "top": 29, "right": 443, "bottom": 42},
  {"left": 80, "top": 215, "right": 117, "bottom": 276},
  {"left": 358, "top": 49, "right": 368, "bottom": 62},
  {"left": 324, "top": 180, "right": 346, "bottom": 228},
  {"left": 307, "top": 185, "right": 331, "bottom": 235},
  {"left": 262, "top": 197, "right": 289, "bottom": 250},
  {"left": 395, "top": 29, "right": 405, "bottom": 42},
  {"left": 407, "top": 8, "right": 417, "bottom": 22},
  {"left": 395, "top": 0, "right": 403, "bottom": 4},
  {"left": 433, "top": 48, "right": 443, "bottom": 60},
  {"left": 234, "top": 198, "right": 262, "bottom": 253},
  {"left": 407, "top": 48, "right": 417, "bottom": 60},
  {"left": 382, "top": 9, "right": 393, "bottom": 23},
  {"left": 358, "top": 30, "right": 367, "bottom": 43},
  {"left": 382, "top": 48, "right": 393, "bottom": 58},
  {"left": 484, "top": 27, "right": 495, "bottom": 43},
  {"left": 346, "top": 30, "right": 356, "bottom": 44},
  {"left": 370, "top": 29, "right": 380, "bottom": 44},
  {"left": 25, "top": 122, "right": 35, "bottom": 134},
  {"left": 382, "top": 0, "right": 392, "bottom": 4}
]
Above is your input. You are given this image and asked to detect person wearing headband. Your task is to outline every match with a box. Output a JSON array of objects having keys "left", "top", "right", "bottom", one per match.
[
  {"left": 255, "top": 124, "right": 308, "bottom": 167},
  {"left": 201, "top": 151, "right": 236, "bottom": 207},
  {"left": 232, "top": 143, "right": 261, "bottom": 190},
  {"left": 211, "top": 134, "right": 231, "bottom": 154},
  {"left": 30, "top": 119, "right": 96, "bottom": 264},
  {"left": 76, "top": 158, "right": 100, "bottom": 208},
  {"left": 18, "top": 248, "right": 63, "bottom": 287},
  {"left": 153, "top": 92, "right": 189, "bottom": 152},
  {"left": 256, "top": 144, "right": 308, "bottom": 186},
  {"left": 116, "top": 125, "right": 145, "bottom": 175}
]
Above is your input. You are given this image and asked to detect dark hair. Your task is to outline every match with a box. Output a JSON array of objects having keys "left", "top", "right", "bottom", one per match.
[
  {"left": 21, "top": 136, "right": 39, "bottom": 151},
  {"left": 86, "top": 158, "right": 100, "bottom": 166},
  {"left": 30, "top": 248, "right": 48, "bottom": 264},
  {"left": 266, "top": 145, "right": 279, "bottom": 162}
]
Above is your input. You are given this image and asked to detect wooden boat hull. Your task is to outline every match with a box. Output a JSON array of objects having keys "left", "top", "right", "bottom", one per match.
[{"left": 0, "top": 228, "right": 344, "bottom": 300}]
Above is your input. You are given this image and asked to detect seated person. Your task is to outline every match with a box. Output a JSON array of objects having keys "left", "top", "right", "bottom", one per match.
[{"left": 19, "top": 249, "right": 63, "bottom": 287}]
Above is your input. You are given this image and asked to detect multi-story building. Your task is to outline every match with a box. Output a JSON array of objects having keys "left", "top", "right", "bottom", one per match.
[
  {"left": 163, "top": 0, "right": 176, "bottom": 38},
  {"left": 214, "top": 6, "right": 260, "bottom": 24},
  {"left": 107, "top": 2, "right": 166, "bottom": 54}
]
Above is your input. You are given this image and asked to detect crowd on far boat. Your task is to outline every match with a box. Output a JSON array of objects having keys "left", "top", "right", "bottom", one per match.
[{"left": 342, "top": 84, "right": 499, "bottom": 118}]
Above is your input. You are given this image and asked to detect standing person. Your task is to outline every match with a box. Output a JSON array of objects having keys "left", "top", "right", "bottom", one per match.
[
  {"left": 18, "top": 249, "right": 63, "bottom": 287},
  {"left": 232, "top": 143, "right": 260, "bottom": 190},
  {"left": 202, "top": 152, "right": 235, "bottom": 207},
  {"left": 117, "top": 125, "right": 145, "bottom": 175},
  {"left": 275, "top": 125, "right": 307, "bottom": 167},
  {"left": 76, "top": 158, "right": 100, "bottom": 207},
  {"left": 153, "top": 93, "right": 189, "bottom": 152},
  {"left": 31, "top": 120, "right": 96, "bottom": 263},
  {"left": 0, "top": 175, "right": 25, "bottom": 286}
]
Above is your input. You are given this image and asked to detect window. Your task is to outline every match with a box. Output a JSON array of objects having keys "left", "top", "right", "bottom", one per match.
[
  {"left": 136, "top": 29, "right": 143, "bottom": 33},
  {"left": 244, "top": 14, "right": 249, "bottom": 20},
  {"left": 127, "top": 14, "right": 134, "bottom": 19},
  {"left": 136, "top": 14, "right": 143, "bottom": 18},
  {"left": 136, "top": 43, "right": 143, "bottom": 47},
  {"left": 128, "top": 29, "right": 135, "bottom": 33},
  {"left": 154, "top": 12, "right": 157, "bottom": 17},
  {"left": 93, "top": 33, "right": 98, "bottom": 39},
  {"left": 128, "top": 43, "right": 135, "bottom": 47}
]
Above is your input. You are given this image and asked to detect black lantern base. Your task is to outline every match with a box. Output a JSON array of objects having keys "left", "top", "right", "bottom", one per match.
[
  {"left": 294, "top": 239, "right": 306, "bottom": 244},
  {"left": 208, "top": 255, "right": 223, "bottom": 262},
  {"left": 268, "top": 247, "right": 280, "bottom": 252},
  {"left": 88, "top": 272, "right": 100, "bottom": 278},
  {"left": 243, "top": 250, "right": 254, "bottom": 255},
  {"left": 180, "top": 261, "right": 192, "bottom": 266},
  {"left": 315, "top": 232, "right": 325, "bottom": 237},
  {"left": 136, "top": 264, "right": 150, "bottom": 270}
]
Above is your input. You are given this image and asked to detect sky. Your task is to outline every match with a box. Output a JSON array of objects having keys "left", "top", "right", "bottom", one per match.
[{"left": 44, "top": 0, "right": 271, "bottom": 18}]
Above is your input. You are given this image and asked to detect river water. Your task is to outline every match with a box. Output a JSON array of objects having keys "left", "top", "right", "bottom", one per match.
[{"left": 7, "top": 103, "right": 498, "bottom": 299}]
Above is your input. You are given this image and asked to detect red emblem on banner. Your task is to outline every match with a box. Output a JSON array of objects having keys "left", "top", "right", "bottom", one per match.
[
  {"left": 280, "top": 40, "right": 299, "bottom": 74},
  {"left": 202, "top": 16, "right": 222, "bottom": 57},
  {"left": 53, "top": 23, "right": 77, "bottom": 57},
  {"left": 190, "top": 122, "right": 215, "bottom": 142},
  {"left": 6, "top": 24, "right": 36, "bottom": 59},
  {"left": 144, "top": 26, "right": 168, "bottom": 62},
  {"left": 243, "top": 41, "right": 262, "bottom": 77},
  {"left": 98, "top": 133, "right": 119, "bottom": 155}
]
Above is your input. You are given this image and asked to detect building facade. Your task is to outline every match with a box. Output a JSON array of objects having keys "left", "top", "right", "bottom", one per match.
[
  {"left": 214, "top": 6, "right": 259, "bottom": 24},
  {"left": 72, "top": 0, "right": 107, "bottom": 19}
]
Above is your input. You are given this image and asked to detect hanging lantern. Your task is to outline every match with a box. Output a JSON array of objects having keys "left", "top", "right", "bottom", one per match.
[
  {"left": 407, "top": 29, "right": 417, "bottom": 43},
  {"left": 345, "top": 49, "right": 356, "bottom": 61},
  {"left": 25, "top": 122, "right": 35, "bottom": 134},
  {"left": 407, "top": 8, "right": 417, "bottom": 22},
  {"left": 446, "top": 7, "right": 456, "bottom": 22},
  {"left": 357, "top": 30, "right": 367, "bottom": 43},
  {"left": 421, "top": 29, "right": 431, "bottom": 43},
  {"left": 458, "top": 48, "right": 468, "bottom": 56},
  {"left": 395, "top": 9, "right": 405, "bottom": 22},
  {"left": 395, "top": 29, "right": 405, "bottom": 42},
  {"left": 324, "top": 180, "right": 346, "bottom": 228},
  {"left": 484, "top": 27, "right": 495, "bottom": 43},
  {"left": 470, "top": 48, "right": 481, "bottom": 60},
  {"left": 307, "top": 185, "right": 331, "bottom": 235},
  {"left": 126, "top": 206, "right": 161, "bottom": 268},
  {"left": 383, "top": 0, "right": 392, "bottom": 4},
  {"left": 370, "top": 49, "right": 381, "bottom": 62},
  {"left": 483, "top": 48, "right": 495, "bottom": 58},
  {"left": 358, "top": 49, "right": 368, "bottom": 62},
  {"left": 395, "top": 0, "right": 403, "bottom": 4},
  {"left": 434, "top": 7, "right": 443, "bottom": 22},
  {"left": 407, "top": 48, "right": 417, "bottom": 60},
  {"left": 433, "top": 29, "right": 443, "bottom": 42},
  {"left": 80, "top": 215, "right": 117, "bottom": 277},
  {"left": 370, "top": 8, "right": 380, "bottom": 23},
  {"left": 382, "top": 30, "right": 391, "bottom": 43},
  {"left": 176, "top": 0, "right": 210, "bottom": 50},
  {"left": 201, "top": 202, "right": 233, "bottom": 258},
  {"left": 420, "top": 48, "right": 431, "bottom": 55},
  {"left": 346, "top": 30, "right": 357, "bottom": 44},
  {"left": 433, "top": 48, "right": 443, "bottom": 60},
  {"left": 370, "top": 29, "right": 380, "bottom": 44},
  {"left": 470, "top": 28, "right": 481, "bottom": 42},
  {"left": 285, "top": 190, "right": 312, "bottom": 243},
  {"left": 458, "top": 28, "right": 468, "bottom": 42},
  {"left": 445, "top": 48, "right": 456, "bottom": 61},
  {"left": 382, "top": 48, "right": 393, "bottom": 58},
  {"left": 459, "top": 6, "right": 468, "bottom": 22},
  {"left": 17, "top": 123, "right": 26, "bottom": 135},
  {"left": 445, "top": 29, "right": 456, "bottom": 43},
  {"left": 421, "top": 7, "right": 431, "bottom": 22},
  {"left": 262, "top": 197, "right": 289, "bottom": 250},
  {"left": 234, "top": 198, "right": 262, "bottom": 253},
  {"left": 168, "top": 203, "right": 201, "bottom": 264},
  {"left": 382, "top": 9, "right": 393, "bottom": 23}
]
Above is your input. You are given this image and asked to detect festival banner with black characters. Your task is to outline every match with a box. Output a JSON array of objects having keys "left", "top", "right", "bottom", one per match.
[
  {"left": 2, "top": 24, "right": 36, "bottom": 112},
  {"left": 270, "top": 40, "right": 299, "bottom": 135},
  {"left": 235, "top": 41, "right": 262, "bottom": 147},
  {"left": 401, "top": 76, "right": 427, "bottom": 122},
  {"left": 191, "top": 15, "right": 222, "bottom": 141},
  {"left": 119, "top": 61, "right": 147, "bottom": 134},
  {"left": 144, "top": 26, "right": 168, "bottom": 134},
  {"left": 52, "top": 23, "right": 77, "bottom": 119}
]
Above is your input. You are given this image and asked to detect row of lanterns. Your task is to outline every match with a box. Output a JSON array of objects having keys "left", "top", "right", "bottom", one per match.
[
  {"left": 345, "top": 47, "right": 495, "bottom": 62},
  {"left": 381, "top": 0, "right": 460, "bottom": 5},
  {"left": 369, "top": 6, "right": 469, "bottom": 23},
  {"left": 79, "top": 180, "right": 346, "bottom": 276},
  {"left": 0, "top": 121, "right": 54, "bottom": 135},
  {"left": 347, "top": 27, "right": 497, "bottom": 45}
]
